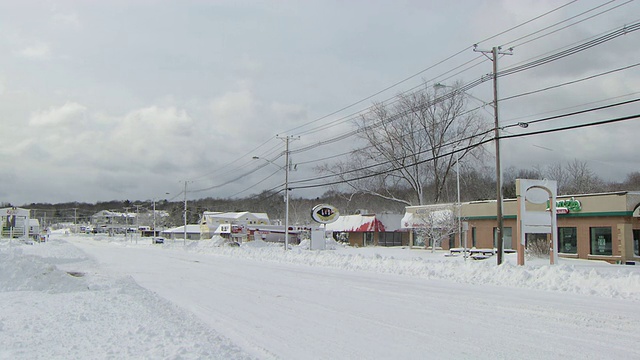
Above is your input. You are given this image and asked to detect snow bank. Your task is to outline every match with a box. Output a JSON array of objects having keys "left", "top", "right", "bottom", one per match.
[
  {"left": 179, "top": 239, "right": 640, "bottom": 301},
  {"left": 0, "top": 239, "right": 254, "bottom": 359}
]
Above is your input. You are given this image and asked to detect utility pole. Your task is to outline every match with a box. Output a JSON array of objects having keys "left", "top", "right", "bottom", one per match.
[
  {"left": 183, "top": 181, "right": 190, "bottom": 245},
  {"left": 123, "top": 207, "right": 131, "bottom": 242},
  {"left": 473, "top": 45, "right": 513, "bottom": 265},
  {"left": 134, "top": 204, "right": 143, "bottom": 244},
  {"left": 276, "top": 134, "right": 299, "bottom": 250},
  {"left": 153, "top": 199, "right": 157, "bottom": 237},
  {"left": 73, "top": 208, "right": 78, "bottom": 234}
]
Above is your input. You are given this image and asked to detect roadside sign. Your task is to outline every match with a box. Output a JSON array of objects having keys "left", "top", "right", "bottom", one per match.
[{"left": 311, "top": 204, "right": 339, "bottom": 224}]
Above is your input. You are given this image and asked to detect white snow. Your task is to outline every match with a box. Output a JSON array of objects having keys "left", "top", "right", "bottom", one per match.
[{"left": 1, "top": 231, "right": 640, "bottom": 359}]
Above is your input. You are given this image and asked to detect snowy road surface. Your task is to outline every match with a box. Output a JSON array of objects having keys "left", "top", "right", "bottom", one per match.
[{"left": 62, "top": 236, "right": 640, "bottom": 359}]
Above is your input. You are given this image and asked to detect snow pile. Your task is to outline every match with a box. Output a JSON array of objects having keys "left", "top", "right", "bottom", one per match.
[
  {"left": 180, "top": 239, "right": 640, "bottom": 301},
  {"left": 0, "top": 239, "right": 254, "bottom": 360},
  {"left": 297, "top": 237, "right": 345, "bottom": 250},
  {"left": 0, "top": 247, "right": 87, "bottom": 293}
]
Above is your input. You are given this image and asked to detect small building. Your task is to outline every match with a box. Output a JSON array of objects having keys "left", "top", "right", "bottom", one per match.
[
  {"left": 91, "top": 210, "right": 136, "bottom": 233},
  {"left": 161, "top": 225, "right": 201, "bottom": 241},
  {"left": 325, "top": 213, "right": 409, "bottom": 247},
  {"left": 200, "top": 211, "right": 270, "bottom": 239},
  {"left": 1, "top": 207, "right": 30, "bottom": 238}
]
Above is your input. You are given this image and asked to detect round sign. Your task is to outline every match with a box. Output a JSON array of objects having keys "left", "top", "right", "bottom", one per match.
[
  {"left": 311, "top": 204, "right": 339, "bottom": 224},
  {"left": 525, "top": 187, "right": 549, "bottom": 204}
]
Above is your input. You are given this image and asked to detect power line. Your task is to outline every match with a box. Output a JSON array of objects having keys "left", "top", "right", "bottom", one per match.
[
  {"left": 500, "top": 0, "right": 628, "bottom": 49},
  {"left": 500, "top": 62, "right": 640, "bottom": 103},
  {"left": 288, "top": 103, "right": 640, "bottom": 191},
  {"left": 499, "top": 21, "right": 640, "bottom": 78},
  {"left": 501, "top": 113, "right": 640, "bottom": 140}
]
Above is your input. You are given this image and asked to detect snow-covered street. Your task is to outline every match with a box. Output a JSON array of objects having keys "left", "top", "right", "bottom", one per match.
[{"left": 2, "top": 232, "right": 640, "bottom": 359}]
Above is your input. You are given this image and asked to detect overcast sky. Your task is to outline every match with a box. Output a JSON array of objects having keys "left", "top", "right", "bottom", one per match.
[{"left": 1, "top": 0, "right": 639, "bottom": 205}]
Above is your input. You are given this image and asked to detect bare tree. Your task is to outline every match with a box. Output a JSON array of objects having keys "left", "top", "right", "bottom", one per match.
[
  {"left": 561, "top": 159, "right": 605, "bottom": 194},
  {"left": 319, "top": 81, "right": 490, "bottom": 206},
  {"left": 545, "top": 162, "right": 569, "bottom": 193},
  {"left": 412, "top": 205, "right": 457, "bottom": 252},
  {"left": 622, "top": 171, "right": 640, "bottom": 190},
  {"left": 502, "top": 166, "right": 543, "bottom": 199}
]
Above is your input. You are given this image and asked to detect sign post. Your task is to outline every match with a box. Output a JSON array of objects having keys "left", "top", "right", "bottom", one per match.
[{"left": 310, "top": 204, "right": 339, "bottom": 250}]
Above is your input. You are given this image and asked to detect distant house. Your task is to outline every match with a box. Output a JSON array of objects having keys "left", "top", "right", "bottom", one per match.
[
  {"left": 325, "top": 213, "right": 409, "bottom": 247},
  {"left": 200, "top": 211, "right": 270, "bottom": 239},
  {"left": 91, "top": 210, "right": 136, "bottom": 232}
]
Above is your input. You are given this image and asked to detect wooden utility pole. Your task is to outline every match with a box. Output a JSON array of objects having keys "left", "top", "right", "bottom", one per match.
[{"left": 473, "top": 45, "right": 513, "bottom": 265}]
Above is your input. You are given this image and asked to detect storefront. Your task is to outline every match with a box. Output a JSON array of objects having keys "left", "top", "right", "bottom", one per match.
[
  {"left": 404, "top": 191, "right": 640, "bottom": 263},
  {"left": 325, "top": 213, "right": 409, "bottom": 247}
]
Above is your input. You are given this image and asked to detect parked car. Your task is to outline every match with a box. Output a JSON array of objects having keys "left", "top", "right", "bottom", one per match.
[{"left": 152, "top": 237, "right": 165, "bottom": 244}]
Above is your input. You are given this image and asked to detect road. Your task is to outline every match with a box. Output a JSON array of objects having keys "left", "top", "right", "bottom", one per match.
[{"left": 69, "top": 238, "right": 640, "bottom": 359}]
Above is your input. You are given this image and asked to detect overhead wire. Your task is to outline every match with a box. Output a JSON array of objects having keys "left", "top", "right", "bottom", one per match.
[
  {"left": 288, "top": 99, "right": 640, "bottom": 189},
  {"left": 289, "top": 112, "right": 640, "bottom": 191},
  {"left": 500, "top": 62, "right": 640, "bottom": 103},
  {"left": 500, "top": 0, "right": 625, "bottom": 49}
]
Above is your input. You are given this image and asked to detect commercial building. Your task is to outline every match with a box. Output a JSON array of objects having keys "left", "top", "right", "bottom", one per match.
[
  {"left": 199, "top": 211, "right": 270, "bottom": 240},
  {"left": 325, "top": 213, "right": 409, "bottom": 247},
  {"left": 403, "top": 191, "right": 640, "bottom": 264}
]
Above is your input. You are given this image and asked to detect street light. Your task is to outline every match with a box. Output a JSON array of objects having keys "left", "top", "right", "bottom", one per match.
[
  {"left": 253, "top": 155, "right": 291, "bottom": 250},
  {"left": 433, "top": 83, "right": 475, "bottom": 256}
]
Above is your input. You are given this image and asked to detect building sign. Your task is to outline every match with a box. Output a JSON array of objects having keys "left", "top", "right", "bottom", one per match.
[
  {"left": 548, "top": 197, "right": 582, "bottom": 214},
  {"left": 311, "top": 204, "right": 339, "bottom": 224}
]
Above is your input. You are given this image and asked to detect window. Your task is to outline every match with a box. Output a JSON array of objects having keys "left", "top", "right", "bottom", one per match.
[
  {"left": 634, "top": 229, "right": 639, "bottom": 256},
  {"left": 590, "top": 227, "right": 612, "bottom": 256},
  {"left": 558, "top": 227, "right": 577, "bottom": 254},
  {"left": 493, "top": 227, "right": 512, "bottom": 249},
  {"left": 364, "top": 232, "right": 375, "bottom": 246},
  {"left": 378, "top": 232, "right": 403, "bottom": 247},
  {"left": 471, "top": 227, "right": 476, "bottom": 248},
  {"left": 524, "top": 233, "right": 551, "bottom": 250},
  {"left": 413, "top": 230, "right": 426, "bottom": 247}
]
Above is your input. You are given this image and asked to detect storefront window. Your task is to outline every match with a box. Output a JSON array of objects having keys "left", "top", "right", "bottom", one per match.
[
  {"left": 590, "top": 227, "right": 612, "bottom": 256},
  {"left": 378, "top": 232, "right": 403, "bottom": 247},
  {"left": 413, "top": 230, "right": 426, "bottom": 247},
  {"left": 558, "top": 227, "right": 577, "bottom": 254},
  {"left": 493, "top": 227, "right": 512, "bottom": 249},
  {"left": 633, "top": 229, "right": 639, "bottom": 256}
]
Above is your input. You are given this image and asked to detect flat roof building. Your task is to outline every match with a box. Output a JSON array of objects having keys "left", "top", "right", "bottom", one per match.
[{"left": 404, "top": 191, "right": 640, "bottom": 264}]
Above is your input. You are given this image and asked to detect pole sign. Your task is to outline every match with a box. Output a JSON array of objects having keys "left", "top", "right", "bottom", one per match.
[{"left": 311, "top": 204, "right": 339, "bottom": 224}]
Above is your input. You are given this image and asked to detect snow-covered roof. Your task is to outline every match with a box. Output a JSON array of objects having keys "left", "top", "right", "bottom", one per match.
[
  {"left": 401, "top": 209, "right": 453, "bottom": 229},
  {"left": 203, "top": 211, "right": 269, "bottom": 222},
  {"left": 162, "top": 225, "right": 201, "bottom": 234},
  {"left": 324, "top": 214, "right": 403, "bottom": 232},
  {"left": 92, "top": 210, "right": 136, "bottom": 218}
]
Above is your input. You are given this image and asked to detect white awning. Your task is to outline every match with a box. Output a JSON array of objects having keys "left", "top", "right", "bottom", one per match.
[{"left": 401, "top": 209, "right": 453, "bottom": 229}]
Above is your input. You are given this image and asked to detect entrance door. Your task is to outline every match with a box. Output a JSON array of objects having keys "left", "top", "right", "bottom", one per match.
[{"left": 364, "top": 232, "right": 374, "bottom": 246}]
